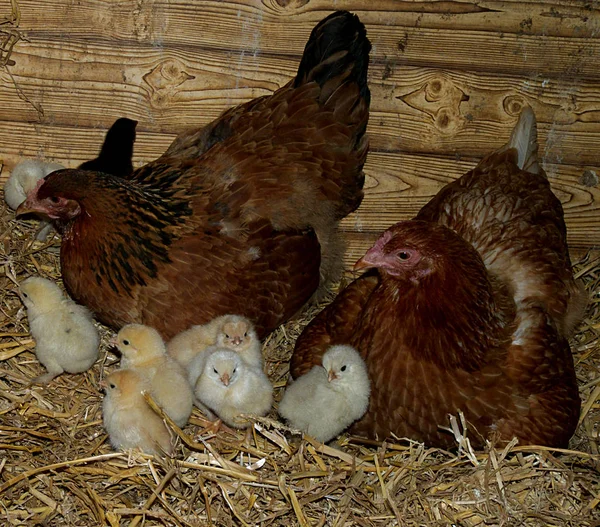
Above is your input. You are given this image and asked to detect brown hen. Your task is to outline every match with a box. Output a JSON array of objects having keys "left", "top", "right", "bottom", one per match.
[
  {"left": 290, "top": 108, "right": 583, "bottom": 448},
  {"left": 16, "top": 11, "right": 371, "bottom": 341}
]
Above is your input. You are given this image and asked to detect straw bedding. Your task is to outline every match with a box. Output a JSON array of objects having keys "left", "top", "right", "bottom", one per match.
[{"left": 0, "top": 187, "right": 598, "bottom": 526}]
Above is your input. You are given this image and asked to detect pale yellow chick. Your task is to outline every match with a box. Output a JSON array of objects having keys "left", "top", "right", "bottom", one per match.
[
  {"left": 215, "top": 315, "right": 263, "bottom": 369},
  {"left": 186, "top": 314, "right": 262, "bottom": 389},
  {"left": 195, "top": 350, "right": 273, "bottom": 429},
  {"left": 167, "top": 314, "right": 262, "bottom": 371},
  {"left": 114, "top": 324, "right": 193, "bottom": 428},
  {"left": 5, "top": 159, "right": 65, "bottom": 240},
  {"left": 166, "top": 315, "right": 231, "bottom": 370},
  {"left": 278, "top": 345, "right": 370, "bottom": 443},
  {"left": 102, "top": 369, "right": 173, "bottom": 456},
  {"left": 19, "top": 276, "right": 99, "bottom": 384}
]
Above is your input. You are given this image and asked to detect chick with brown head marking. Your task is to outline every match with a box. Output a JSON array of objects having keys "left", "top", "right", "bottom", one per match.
[
  {"left": 166, "top": 314, "right": 232, "bottom": 370},
  {"left": 278, "top": 345, "right": 370, "bottom": 443},
  {"left": 194, "top": 349, "right": 273, "bottom": 429},
  {"left": 216, "top": 315, "right": 263, "bottom": 369},
  {"left": 19, "top": 276, "right": 99, "bottom": 384},
  {"left": 102, "top": 369, "right": 173, "bottom": 456},
  {"left": 115, "top": 324, "right": 193, "bottom": 427}
]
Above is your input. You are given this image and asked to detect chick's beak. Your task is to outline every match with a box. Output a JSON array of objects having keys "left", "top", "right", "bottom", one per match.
[
  {"left": 220, "top": 373, "right": 230, "bottom": 386},
  {"left": 99, "top": 379, "right": 107, "bottom": 391},
  {"left": 232, "top": 337, "right": 242, "bottom": 346},
  {"left": 327, "top": 369, "right": 338, "bottom": 383}
]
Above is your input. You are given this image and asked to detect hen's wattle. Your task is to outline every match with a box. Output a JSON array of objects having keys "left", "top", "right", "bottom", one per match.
[
  {"left": 16, "top": 10, "right": 371, "bottom": 341},
  {"left": 290, "top": 108, "right": 583, "bottom": 448}
]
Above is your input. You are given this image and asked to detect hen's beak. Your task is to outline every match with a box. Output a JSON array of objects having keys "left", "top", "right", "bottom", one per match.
[
  {"left": 327, "top": 369, "right": 338, "bottom": 382},
  {"left": 15, "top": 199, "right": 37, "bottom": 218},
  {"left": 354, "top": 247, "right": 382, "bottom": 271},
  {"left": 220, "top": 373, "right": 230, "bottom": 386}
]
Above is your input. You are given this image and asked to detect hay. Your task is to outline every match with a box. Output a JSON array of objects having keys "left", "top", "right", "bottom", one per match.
[{"left": 0, "top": 197, "right": 599, "bottom": 526}]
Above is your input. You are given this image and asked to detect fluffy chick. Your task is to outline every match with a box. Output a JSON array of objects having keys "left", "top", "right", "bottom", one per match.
[
  {"left": 114, "top": 324, "right": 193, "bottom": 427},
  {"left": 195, "top": 350, "right": 273, "bottom": 429},
  {"left": 5, "top": 159, "right": 65, "bottom": 240},
  {"left": 102, "top": 369, "right": 173, "bottom": 456},
  {"left": 216, "top": 315, "right": 263, "bottom": 369},
  {"left": 19, "top": 276, "right": 99, "bottom": 384},
  {"left": 168, "top": 314, "right": 262, "bottom": 374},
  {"left": 167, "top": 315, "right": 232, "bottom": 370},
  {"left": 278, "top": 345, "right": 370, "bottom": 443}
]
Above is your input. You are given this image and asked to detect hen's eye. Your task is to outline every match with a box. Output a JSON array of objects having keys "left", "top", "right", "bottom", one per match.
[
  {"left": 49, "top": 196, "right": 60, "bottom": 204},
  {"left": 122, "top": 339, "right": 130, "bottom": 346},
  {"left": 341, "top": 365, "right": 347, "bottom": 372},
  {"left": 398, "top": 251, "right": 410, "bottom": 260}
]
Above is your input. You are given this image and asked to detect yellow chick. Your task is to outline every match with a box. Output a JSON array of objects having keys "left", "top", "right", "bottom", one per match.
[
  {"left": 19, "top": 276, "right": 99, "bottom": 384},
  {"left": 166, "top": 315, "right": 231, "bottom": 369},
  {"left": 5, "top": 159, "right": 65, "bottom": 241},
  {"left": 102, "top": 369, "right": 173, "bottom": 456},
  {"left": 215, "top": 315, "right": 263, "bottom": 369},
  {"left": 114, "top": 324, "right": 193, "bottom": 428},
  {"left": 278, "top": 345, "right": 371, "bottom": 443},
  {"left": 195, "top": 350, "right": 273, "bottom": 429},
  {"left": 167, "top": 314, "right": 262, "bottom": 370},
  {"left": 186, "top": 314, "right": 262, "bottom": 388}
]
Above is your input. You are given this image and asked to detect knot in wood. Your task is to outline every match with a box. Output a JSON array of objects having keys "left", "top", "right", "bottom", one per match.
[
  {"left": 434, "top": 107, "right": 462, "bottom": 135},
  {"left": 143, "top": 59, "right": 195, "bottom": 109},
  {"left": 272, "top": 0, "right": 310, "bottom": 7},
  {"left": 503, "top": 95, "right": 527, "bottom": 117},
  {"left": 424, "top": 77, "right": 448, "bottom": 102}
]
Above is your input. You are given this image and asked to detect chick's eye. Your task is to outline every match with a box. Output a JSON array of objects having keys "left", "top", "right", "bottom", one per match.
[
  {"left": 340, "top": 365, "right": 347, "bottom": 372},
  {"left": 243, "top": 332, "right": 248, "bottom": 337},
  {"left": 225, "top": 334, "right": 230, "bottom": 339},
  {"left": 22, "top": 292, "right": 28, "bottom": 298},
  {"left": 109, "top": 383, "right": 116, "bottom": 389},
  {"left": 122, "top": 339, "right": 130, "bottom": 346},
  {"left": 213, "top": 367, "right": 218, "bottom": 374}
]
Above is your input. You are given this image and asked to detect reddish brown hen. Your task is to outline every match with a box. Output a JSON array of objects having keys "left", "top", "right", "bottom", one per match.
[
  {"left": 290, "top": 108, "right": 583, "bottom": 448},
  {"left": 16, "top": 11, "right": 371, "bottom": 341}
]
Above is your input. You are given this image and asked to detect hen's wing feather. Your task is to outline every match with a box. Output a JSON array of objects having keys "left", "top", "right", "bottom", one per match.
[
  {"left": 141, "top": 221, "right": 320, "bottom": 339},
  {"left": 417, "top": 109, "right": 586, "bottom": 336},
  {"left": 417, "top": 156, "right": 586, "bottom": 337}
]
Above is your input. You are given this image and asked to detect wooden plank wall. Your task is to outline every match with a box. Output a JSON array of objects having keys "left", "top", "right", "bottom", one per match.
[{"left": 0, "top": 0, "right": 599, "bottom": 266}]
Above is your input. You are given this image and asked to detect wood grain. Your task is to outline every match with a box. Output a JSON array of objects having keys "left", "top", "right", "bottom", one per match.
[{"left": 0, "top": 0, "right": 598, "bottom": 256}]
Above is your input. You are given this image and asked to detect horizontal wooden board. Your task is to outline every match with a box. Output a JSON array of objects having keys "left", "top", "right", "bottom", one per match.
[
  {"left": 2, "top": 42, "right": 600, "bottom": 165},
  {"left": 15, "top": 0, "right": 600, "bottom": 41}
]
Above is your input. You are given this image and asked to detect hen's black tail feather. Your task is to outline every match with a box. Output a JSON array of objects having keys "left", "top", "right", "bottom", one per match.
[
  {"left": 79, "top": 117, "right": 138, "bottom": 179},
  {"left": 294, "top": 10, "right": 371, "bottom": 106}
]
